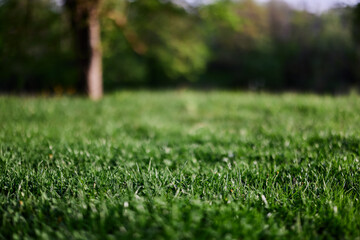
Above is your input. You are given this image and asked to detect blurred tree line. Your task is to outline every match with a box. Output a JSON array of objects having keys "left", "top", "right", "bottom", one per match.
[{"left": 0, "top": 0, "right": 359, "bottom": 94}]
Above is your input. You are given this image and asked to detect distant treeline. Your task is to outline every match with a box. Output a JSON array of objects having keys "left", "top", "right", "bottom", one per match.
[{"left": 1, "top": 0, "right": 359, "bottom": 93}]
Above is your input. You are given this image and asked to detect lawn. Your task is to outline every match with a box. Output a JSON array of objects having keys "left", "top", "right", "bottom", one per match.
[{"left": 1, "top": 91, "right": 360, "bottom": 239}]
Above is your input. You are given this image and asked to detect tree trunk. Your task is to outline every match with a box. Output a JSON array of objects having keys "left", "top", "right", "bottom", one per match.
[
  {"left": 88, "top": 6, "right": 103, "bottom": 100},
  {"left": 65, "top": 0, "right": 103, "bottom": 100}
]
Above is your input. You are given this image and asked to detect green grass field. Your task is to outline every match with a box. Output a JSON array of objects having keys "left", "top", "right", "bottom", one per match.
[{"left": 1, "top": 91, "right": 360, "bottom": 239}]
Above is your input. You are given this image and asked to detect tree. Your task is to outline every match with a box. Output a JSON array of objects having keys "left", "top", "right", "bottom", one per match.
[
  {"left": 352, "top": 3, "right": 360, "bottom": 86},
  {"left": 65, "top": 0, "right": 103, "bottom": 100},
  {"left": 101, "top": 0, "right": 210, "bottom": 87},
  {"left": 0, "top": 0, "right": 78, "bottom": 92}
]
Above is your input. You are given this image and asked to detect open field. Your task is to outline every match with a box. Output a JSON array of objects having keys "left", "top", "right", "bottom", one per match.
[{"left": 1, "top": 91, "right": 360, "bottom": 239}]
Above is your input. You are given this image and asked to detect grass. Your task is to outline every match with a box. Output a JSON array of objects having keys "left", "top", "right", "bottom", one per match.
[{"left": 0, "top": 91, "right": 360, "bottom": 240}]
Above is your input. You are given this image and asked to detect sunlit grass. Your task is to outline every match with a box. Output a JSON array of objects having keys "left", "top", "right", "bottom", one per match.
[{"left": 1, "top": 91, "right": 360, "bottom": 239}]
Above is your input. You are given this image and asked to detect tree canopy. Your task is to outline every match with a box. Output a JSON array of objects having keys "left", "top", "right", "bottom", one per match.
[{"left": 0, "top": 0, "right": 359, "bottom": 94}]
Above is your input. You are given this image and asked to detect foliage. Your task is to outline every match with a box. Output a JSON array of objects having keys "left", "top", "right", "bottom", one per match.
[
  {"left": 200, "top": 1, "right": 358, "bottom": 92},
  {"left": 1, "top": 91, "right": 360, "bottom": 239},
  {"left": 0, "top": 0, "right": 359, "bottom": 92},
  {"left": 102, "top": 0, "right": 210, "bottom": 88},
  {"left": 0, "top": 0, "right": 78, "bottom": 92}
]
